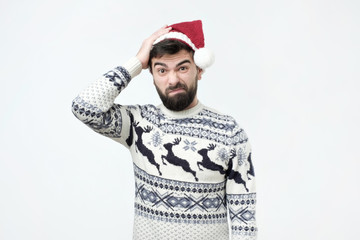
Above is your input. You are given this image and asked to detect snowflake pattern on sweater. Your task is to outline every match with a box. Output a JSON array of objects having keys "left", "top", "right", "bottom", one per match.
[{"left": 72, "top": 58, "right": 257, "bottom": 240}]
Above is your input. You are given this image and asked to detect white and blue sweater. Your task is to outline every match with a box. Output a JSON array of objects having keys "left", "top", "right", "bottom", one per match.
[{"left": 72, "top": 57, "right": 257, "bottom": 240}]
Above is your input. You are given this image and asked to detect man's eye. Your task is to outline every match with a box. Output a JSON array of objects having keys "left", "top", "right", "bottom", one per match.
[
  {"left": 179, "top": 66, "right": 187, "bottom": 71},
  {"left": 158, "top": 69, "right": 166, "bottom": 73}
]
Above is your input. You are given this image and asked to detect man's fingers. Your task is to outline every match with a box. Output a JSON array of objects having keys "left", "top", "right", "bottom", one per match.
[
  {"left": 136, "top": 25, "right": 172, "bottom": 69},
  {"left": 151, "top": 26, "right": 172, "bottom": 40}
]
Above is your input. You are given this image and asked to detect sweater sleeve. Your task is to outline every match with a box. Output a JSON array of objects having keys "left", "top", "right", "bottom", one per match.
[
  {"left": 226, "top": 127, "right": 257, "bottom": 240},
  {"left": 71, "top": 57, "right": 142, "bottom": 146}
]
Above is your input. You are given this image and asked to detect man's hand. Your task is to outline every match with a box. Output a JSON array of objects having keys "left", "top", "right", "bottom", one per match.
[{"left": 136, "top": 25, "right": 172, "bottom": 69}]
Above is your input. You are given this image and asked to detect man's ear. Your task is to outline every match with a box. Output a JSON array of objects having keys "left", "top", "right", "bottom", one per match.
[{"left": 197, "top": 68, "right": 203, "bottom": 80}]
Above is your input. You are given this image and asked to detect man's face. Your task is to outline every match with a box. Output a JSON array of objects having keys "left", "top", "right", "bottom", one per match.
[{"left": 151, "top": 49, "right": 203, "bottom": 111}]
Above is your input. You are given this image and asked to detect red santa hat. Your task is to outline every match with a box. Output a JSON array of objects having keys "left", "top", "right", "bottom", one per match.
[{"left": 153, "top": 20, "right": 215, "bottom": 69}]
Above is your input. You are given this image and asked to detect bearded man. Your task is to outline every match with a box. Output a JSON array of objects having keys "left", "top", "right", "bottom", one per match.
[{"left": 72, "top": 20, "right": 257, "bottom": 240}]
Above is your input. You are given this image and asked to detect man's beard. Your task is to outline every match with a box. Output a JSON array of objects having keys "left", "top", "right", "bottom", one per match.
[{"left": 155, "top": 79, "right": 198, "bottom": 111}]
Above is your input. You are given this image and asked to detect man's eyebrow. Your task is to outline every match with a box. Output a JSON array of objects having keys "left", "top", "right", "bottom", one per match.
[
  {"left": 176, "top": 60, "right": 191, "bottom": 67},
  {"left": 153, "top": 62, "right": 168, "bottom": 68}
]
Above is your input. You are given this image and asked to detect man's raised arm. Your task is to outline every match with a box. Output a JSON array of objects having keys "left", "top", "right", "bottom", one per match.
[{"left": 71, "top": 26, "right": 172, "bottom": 144}]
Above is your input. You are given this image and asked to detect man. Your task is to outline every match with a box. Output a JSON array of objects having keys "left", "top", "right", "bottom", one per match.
[{"left": 72, "top": 20, "right": 257, "bottom": 240}]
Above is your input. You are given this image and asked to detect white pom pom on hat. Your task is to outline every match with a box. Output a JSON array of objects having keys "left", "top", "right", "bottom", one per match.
[
  {"left": 153, "top": 20, "right": 215, "bottom": 69},
  {"left": 194, "top": 48, "right": 215, "bottom": 69}
]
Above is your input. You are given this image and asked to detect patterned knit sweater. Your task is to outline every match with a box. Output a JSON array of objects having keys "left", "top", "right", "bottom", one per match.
[{"left": 72, "top": 57, "right": 257, "bottom": 240}]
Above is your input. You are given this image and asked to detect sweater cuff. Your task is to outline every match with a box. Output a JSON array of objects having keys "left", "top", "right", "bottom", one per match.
[{"left": 123, "top": 57, "right": 142, "bottom": 79}]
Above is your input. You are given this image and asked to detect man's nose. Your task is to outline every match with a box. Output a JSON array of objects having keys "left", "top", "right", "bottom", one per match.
[{"left": 168, "top": 71, "right": 179, "bottom": 85}]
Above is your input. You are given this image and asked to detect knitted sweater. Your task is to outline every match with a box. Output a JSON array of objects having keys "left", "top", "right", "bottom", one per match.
[{"left": 72, "top": 57, "right": 257, "bottom": 240}]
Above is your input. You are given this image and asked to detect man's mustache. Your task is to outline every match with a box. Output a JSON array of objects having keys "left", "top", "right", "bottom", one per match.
[{"left": 166, "top": 83, "right": 188, "bottom": 94}]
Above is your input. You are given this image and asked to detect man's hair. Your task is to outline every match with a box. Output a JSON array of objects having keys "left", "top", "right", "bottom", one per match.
[{"left": 148, "top": 39, "right": 194, "bottom": 72}]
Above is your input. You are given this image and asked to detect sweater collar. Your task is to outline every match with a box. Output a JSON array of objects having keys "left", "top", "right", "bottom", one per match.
[{"left": 159, "top": 101, "right": 204, "bottom": 119}]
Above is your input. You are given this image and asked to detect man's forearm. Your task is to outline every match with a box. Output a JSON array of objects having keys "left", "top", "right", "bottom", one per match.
[
  {"left": 74, "top": 57, "right": 141, "bottom": 112},
  {"left": 71, "top": 57, "right": 142, "bottom": 138}
]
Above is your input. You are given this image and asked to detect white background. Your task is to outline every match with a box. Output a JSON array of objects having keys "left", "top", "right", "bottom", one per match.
[{"left": 1, "top": 0, "right": 359, "bottom": 239}]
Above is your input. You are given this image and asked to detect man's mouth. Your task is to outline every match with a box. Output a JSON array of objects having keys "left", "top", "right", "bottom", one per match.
[
  {"left": 168, "top": 88, "right": 186, "bottom": 95},
  {"left": 166, "top": 83, "right": 187, "bottom": 95}
]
